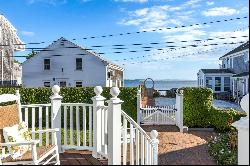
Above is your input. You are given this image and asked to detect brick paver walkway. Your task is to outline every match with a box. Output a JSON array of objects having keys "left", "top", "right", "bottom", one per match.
[{"left": 142, "top": 125, "right": 218, "bottom": 165}]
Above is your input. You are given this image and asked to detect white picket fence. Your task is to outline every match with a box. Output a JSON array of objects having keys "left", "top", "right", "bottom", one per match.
[
  {"left": 137, "top": 89, "right": 184, "bottom": 132},
  {"left": 140, "top": 105, "right": 176, "bottom": 125},
  {"left": 19, "top": 85, "right": 159, "bottom": 165}
]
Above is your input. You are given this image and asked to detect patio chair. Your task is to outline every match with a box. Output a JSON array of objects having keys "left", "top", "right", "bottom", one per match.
[{"left": 0, "top": 90, "right": 60, "bottom": 165}]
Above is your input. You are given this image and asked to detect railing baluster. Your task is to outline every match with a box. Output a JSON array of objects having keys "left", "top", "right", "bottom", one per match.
[
  {"left": 104, "top": 107, "right": 108, "bottom": 155},
  {"left": 148, "top": 144, "right": 152, "bottom": 164},
  {"left": 83, "top": 105, "right": 86, "bottom": 147},
  {"left": 89, "top": 106, "right": 92, "bottom": 147},
  {"left": 136, "top": 129, "right": 140, "bottom": 165},
  {"left": 64, "top": 105, "right": 67, "bottom": 146},
  {"left": 123, "top": 116, "right": 127, "bottom": 165},
  {"left": 31, "top": 107, "right": 35, "bottom": 140},
  {"left": 76, "top": 106, "right": 80, "bottom": 147},
  {"left": 141, "top": 134, "right": 144, "bottom": 165},
  {"left": 145, "top": 140, "right": 148, "bottom": 165},
  {"left": 130, "top": 123, "right": 134, "bottom": 165},
  {"left": 70, "top": 106, "right": 73, "bottom": 146},
  {"left": 46, "top": 106, "right": 49, "bottom": 146},
  {"left": 25, "top": 108, "right": 28, "bottom": 124},
  {"left": 38, "top": 107, "right": 42, "bottom": 146}
]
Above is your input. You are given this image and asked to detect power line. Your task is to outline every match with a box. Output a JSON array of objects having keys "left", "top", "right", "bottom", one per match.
[
  {"left": 118, "top": 41, "right": 248, "bottom": 65},
  {"left": 0, "top": 16, "right": 248, "bottom": 46}
]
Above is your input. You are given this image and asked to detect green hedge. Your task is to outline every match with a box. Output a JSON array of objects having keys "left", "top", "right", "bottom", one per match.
[
  {"left": 0, "top": 87, "right": 137, "bottom": 122},
  {"left": 182, "top": 87, "right": 246, "bottom": 131}
]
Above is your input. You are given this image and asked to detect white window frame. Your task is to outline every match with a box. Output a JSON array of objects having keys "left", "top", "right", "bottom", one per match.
[
  {"left": 75, "top": 81, "right": 83, "bottom": 87},
  {"left": 44, "top": 81, "right": 51, "bottom": 87},
  {"left": 44, "top": 59, "right": 50, "bottom": 70}
]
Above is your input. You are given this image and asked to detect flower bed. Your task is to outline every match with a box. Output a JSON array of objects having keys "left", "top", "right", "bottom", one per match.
[{"left": 208, "top": 128, "right": 238, "bottom": 165}]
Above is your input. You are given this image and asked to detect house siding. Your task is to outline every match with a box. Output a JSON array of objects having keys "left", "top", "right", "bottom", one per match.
[
  {"left": 22, "top": 39, "right": 111, "bottom": 88},
  {"left": 232, "top": 51, "right": 249, "bottom": 74}
]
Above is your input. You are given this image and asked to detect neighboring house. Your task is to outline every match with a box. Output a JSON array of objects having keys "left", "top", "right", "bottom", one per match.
[
  {"left": 197, "top": 69, "right": 234, "bottom": 93},
  {"left": 22, "top": 37, "right": 124, "bottom": 88},
  {"left": 197, "top": 41, "right": 249, "bottom": 101},
  {"left": 219, "top": 41, "right": 249, "bottom": 100},
  {"left": 0, "top": 14, "right": 24, "bottom": 86}
]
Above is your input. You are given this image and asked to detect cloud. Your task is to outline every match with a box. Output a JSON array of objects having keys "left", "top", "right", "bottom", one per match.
[
  {"left": 20, "top": 31, "right": 35, "bottom": 37},
  {"left": 206, "top": 1, "right": 214, "bottom": 6},
  {"left": 202, "top": 7, "right": 239, "bottom": 17}
]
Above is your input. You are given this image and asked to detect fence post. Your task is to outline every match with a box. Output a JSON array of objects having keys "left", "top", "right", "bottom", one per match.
[
  {"left": 50, "top": 85, "right": 62, "bottom": 153},
  {"left": 232, "top": 94, "right": 249, "bottom": 165},
  {"left": 91, "top": 86, "right": 106, "bottom": 158},
  {"left": 176, "top": 89, "right": 184, "bottom": 133},
  {"left": 137, "top": 88, "right": 141, "bottom": 124},
  {"left": 107, "top": 87, "right": 123, "bottom": 165},
  {"left": 150, "top": 130, "right": 159, "bottom": 165}
]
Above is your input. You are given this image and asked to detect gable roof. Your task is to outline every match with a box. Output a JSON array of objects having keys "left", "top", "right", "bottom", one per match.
[
  {"left": 219, "top": 41, "right": 249, "bottom": 59},
  {"left": 23, "top": 37, "right": 124, "bottom": 71},
  {"left": 200, "top": 69, "right": 235, "bottom": 74}
]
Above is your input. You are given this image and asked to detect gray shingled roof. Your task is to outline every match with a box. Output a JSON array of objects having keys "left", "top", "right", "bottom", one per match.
[
  {"left": 219, "top": 41, "right": 249, "bottom": 59},
  {"left": 200, "top": 69, "right": 235, "bottom": 74},
  {"left": 233, "top": 72, "right": 249, "bottom": 77}
]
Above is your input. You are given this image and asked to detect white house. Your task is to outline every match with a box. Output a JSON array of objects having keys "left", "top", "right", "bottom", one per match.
[
  {"left": 197, "top": 41, "right": 249, "bottom": 102},
  {"left": 197, "top": 69, "right": 234, "bottom": 93},
  {"left": 22, "top": 37, "right": 124, "bottom": 88}
]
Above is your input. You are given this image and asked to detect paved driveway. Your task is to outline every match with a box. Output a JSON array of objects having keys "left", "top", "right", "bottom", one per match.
[{"left": 142, "top": 125, "right": 218, "bottom": 165}]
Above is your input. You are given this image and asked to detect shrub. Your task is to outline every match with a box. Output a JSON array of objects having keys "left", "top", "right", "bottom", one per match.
[
  {"left": 208, "top": 128, "right": 238, "bottom": 165},
  {"left": 182, "top": 87, "right": 246, "bottom": 132}
]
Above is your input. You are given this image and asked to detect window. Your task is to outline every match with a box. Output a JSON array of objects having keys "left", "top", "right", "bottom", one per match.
[
  {"left": 206, "top": 77, "right": 212, "bottom": 89},
  {"left": 224, "top": 77, "right": 230, "bottom": 92},
  {"left": 76, "top": 81, "right": 82, "bottom": 87},
  {"left": 215, "top": 77, "right": 221, "bottom": 91},
  {"left": 229, "top": 58, "right": 233, "bottom": 68},
  {"left": 44, "top": 59, "right": 50, "bottom": 70},
  {"left": 44, "top": 82, "right": 50, "bottom": 87},
  {"left": 76, "top": 58, "right": 82, "bottom": 70},
  {"left": 59, "top": 81, "right": 67, "bottom": 87}
]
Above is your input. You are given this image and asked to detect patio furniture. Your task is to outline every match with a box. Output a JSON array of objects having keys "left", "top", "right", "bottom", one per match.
[{"left": 0, "top": 90, "right": 60, "bottom": 165}]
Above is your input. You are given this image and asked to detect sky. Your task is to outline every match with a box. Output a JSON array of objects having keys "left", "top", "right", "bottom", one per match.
[{"left": 0, "top": 0, "right": 249, "bottom": 80}]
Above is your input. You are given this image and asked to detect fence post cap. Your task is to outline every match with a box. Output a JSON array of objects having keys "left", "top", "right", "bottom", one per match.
[
  {"left": 110, "top": 87, "right": 120, "bottom": 98},
  {"left": 150, "top": 130, "right": 158, "bottom": 139},
  {"left": 51, "top": 85, "right": 62, "bottom": 99},
  {"left": 52, "top": 85, "right": 60, "bottom": 94},
  {"left": 94, "top": 86, "right": 103, "bottom": 96}
]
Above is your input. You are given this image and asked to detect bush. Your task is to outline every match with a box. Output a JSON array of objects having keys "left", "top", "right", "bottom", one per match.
[
  {"left": 0, "top": 87, "right": 137, "bottom": 121},
  {"left": 182, "top": 87, "right": 246, "bottom": 132},
  {"left": 208, "top": 128, "right": 238, "bottom": 165}
]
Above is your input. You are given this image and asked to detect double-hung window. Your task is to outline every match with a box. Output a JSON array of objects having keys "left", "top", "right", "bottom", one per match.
[
  {"left": 44, "top": 59, "right": 50, "bottom": 70},
  {"left": 76, "top": 81, "right": 83, "bottom": 87},
  {"left": 76, "top": 58, "right": 82, "bottom": 70}
]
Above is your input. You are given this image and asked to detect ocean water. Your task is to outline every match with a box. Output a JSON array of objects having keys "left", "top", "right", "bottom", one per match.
[{"left": 124, "top": 79, "right": 197, "bottom": 90}]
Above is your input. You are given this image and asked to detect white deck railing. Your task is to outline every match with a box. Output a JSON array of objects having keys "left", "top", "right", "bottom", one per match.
[
  {"left": 21, "top": 104, "right": 52, "bottom": 147},
  {"left": 121, "top": 110, "right": 159, "bottom": 165},
  {"left": 19, "top": 85, "right": 159, "bottom": 165}
]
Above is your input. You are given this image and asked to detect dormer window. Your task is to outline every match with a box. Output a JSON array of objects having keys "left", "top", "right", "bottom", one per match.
[
  {"left": 44, "top": 59, "right": 50, "bottom": 70},
  {"left": 76, "top": 58, "right": 82, "bottom": 70}
]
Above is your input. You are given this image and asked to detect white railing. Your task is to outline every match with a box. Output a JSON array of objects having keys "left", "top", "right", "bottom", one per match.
[
  {"left": 21, "top": 104, "right": 52, "bottom": 147},
  {"left": 140, "top": 105, "right": 176, "bottom": 125},
  {"left": 121, "top": 110, "right": 159, "bottom": 165},
  {"left": 61, "top": 103, "right": 93, "bottom": 151},
  {"left": 17, "top": 85, "right": 159, "bottom": 165}
]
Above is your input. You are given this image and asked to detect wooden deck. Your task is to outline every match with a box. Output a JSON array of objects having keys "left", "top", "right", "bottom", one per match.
[{"left": 60, "top": 150, "right": 108, "bottom": 165}]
